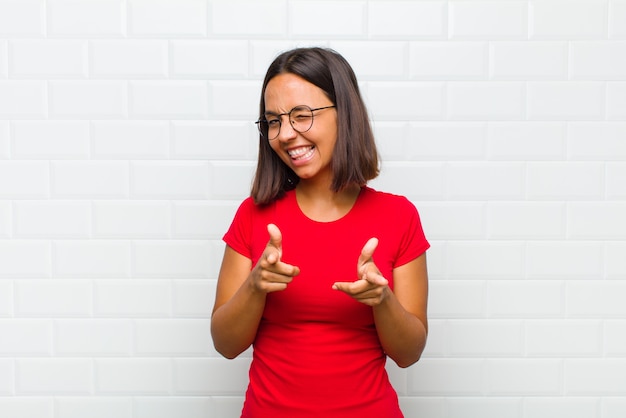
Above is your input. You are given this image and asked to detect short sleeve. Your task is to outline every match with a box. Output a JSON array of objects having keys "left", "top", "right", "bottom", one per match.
[
  {"left": 394, "top": 197, "right": 430, "bottom": 268},
  {"left": 223, "top": 197, "right": 255, "bottom": 260}
]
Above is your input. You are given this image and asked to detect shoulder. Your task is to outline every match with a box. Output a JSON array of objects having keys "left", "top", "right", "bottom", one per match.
[{"left": 360, "top": 187, "right": 415, "bottom": 210}]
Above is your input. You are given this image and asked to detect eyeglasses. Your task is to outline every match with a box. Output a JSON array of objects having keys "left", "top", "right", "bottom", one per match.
[{"left": 256, "top": 105, "right": 336, "bottom": 140}]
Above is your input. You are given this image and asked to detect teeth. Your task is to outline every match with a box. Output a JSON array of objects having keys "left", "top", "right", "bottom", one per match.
[{"left": 287, "top": 146, "right": 314, "bottom": 159}]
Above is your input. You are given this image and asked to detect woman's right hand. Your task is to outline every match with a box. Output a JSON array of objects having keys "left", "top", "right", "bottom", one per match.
[{"left": 249, "top": 223, "right": 300, "bottom": 293}]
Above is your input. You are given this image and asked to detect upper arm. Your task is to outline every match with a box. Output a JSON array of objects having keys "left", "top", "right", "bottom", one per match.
[
  {"left": 212, "top": 245, "right": 253, "bottom": 316},
  {"left": 392, "top": 253, "right": 428, "bottom": 333}
]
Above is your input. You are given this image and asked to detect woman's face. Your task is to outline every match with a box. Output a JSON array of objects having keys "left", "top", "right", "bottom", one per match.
[{"left": 263, "top": 73, "right": 337, "bottom": 185}]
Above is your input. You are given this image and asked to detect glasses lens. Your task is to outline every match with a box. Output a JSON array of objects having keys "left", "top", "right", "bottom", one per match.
[{"left": 290, "top": 106, "right": 314, "bottom": 134}]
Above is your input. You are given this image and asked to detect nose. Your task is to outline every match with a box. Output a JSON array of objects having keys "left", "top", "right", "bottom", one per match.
[{"left": 276, "top": 116, "right": 297, "bottom": 142}]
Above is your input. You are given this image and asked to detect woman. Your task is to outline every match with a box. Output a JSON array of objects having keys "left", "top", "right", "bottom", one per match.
[{"left": 211, "top": 47, "right": 429, "bottom": 418}]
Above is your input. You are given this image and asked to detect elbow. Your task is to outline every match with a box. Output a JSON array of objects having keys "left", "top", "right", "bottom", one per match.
[
  {"left": 213, "top": 341, "right": 246, "bottom": 360},
  {"left": 394, "top": 353, "right": 422, "bottom": 369}
]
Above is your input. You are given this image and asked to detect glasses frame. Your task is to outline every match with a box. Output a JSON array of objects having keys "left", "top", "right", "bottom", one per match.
[{"left": 255, "top": 105, "right": 336, "bottom": 140}]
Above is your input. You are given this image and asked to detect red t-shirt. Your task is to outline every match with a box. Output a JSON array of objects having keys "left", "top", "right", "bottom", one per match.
[{"left": 223, "top": 187, "right": 429, "bottom": 418}]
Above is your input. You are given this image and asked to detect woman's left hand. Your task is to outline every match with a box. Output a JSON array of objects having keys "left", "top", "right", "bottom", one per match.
[{"left": 332, "top": 238, "right": 390, "bottom": 306}]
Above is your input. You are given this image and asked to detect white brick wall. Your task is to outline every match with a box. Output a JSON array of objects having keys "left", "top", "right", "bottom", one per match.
[{"left": 0, "top": 0, "right": 624, "bottom": 417}]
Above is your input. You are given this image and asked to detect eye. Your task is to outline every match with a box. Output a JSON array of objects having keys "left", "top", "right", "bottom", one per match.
[{"left": 266, "top": 118, "right": 280, "bottom": 126}]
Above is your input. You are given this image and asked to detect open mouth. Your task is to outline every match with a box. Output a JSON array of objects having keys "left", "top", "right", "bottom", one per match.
[{"left": 287, "top": 146, "right": 315, "bottom": 161}]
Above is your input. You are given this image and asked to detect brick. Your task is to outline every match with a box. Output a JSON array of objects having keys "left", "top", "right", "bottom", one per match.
[
  {"left": 171, "top": 40, "right": 248, "bottom": 78},
  {"left": 0, "top": 161, "right": 49, "bottom": 198},
  {"left": 0, "top": 0, "right": 44, "bottom": 36},
  {"left": 407, "top": 122, "right": 486, "bottom": 160},
  {"left": 0, "top": 398, "right": 53, "bottom": 418},
  {"left": 210, "top": 397, "right": 246, "bottom": 418},
  {"left": 91, "top": 40, "right": 168, "bottom": 78},
  {"left": 130, "top": 81, "right": 208, "bottom": 119},
  {"left": 9, "top": 40, "right": 87, "bottom": 77},
  {"left": 446, "top": 398, "right": 522, "bottom": 418},
  {"left": 51, "top": 161, "right": 129, "bottom": 198},
  {"left": 447, "top": 162, "right": 525, "bottom": 200},
  {"left": 488, "top": 281, "right": 564, "bottom": 318},
  {"left": 331, "top": 41, "right": 408, "bottom": 79},
  {"left": 172, "top": 280, "right": 214, "bottom": 318},
  {"left": 209, "top": 80, "right": 261, "bottom": 119},
  {"left": 524, "top": 398, "right": 599, "bottom": 418},
  {"left": 211, "top": 1, "right": 286, "bottom": 36},
  {"left": 49, "top": 81, "right": 127, "bottom": 119},
  {"left": 607, "top": 163, "right": 626, "bottom": 198},
  {"left": 0, "top": 41, "right": 6, "bottom": 78},
  {"left": 408, "top": 358, "right": 484, "bottom": 395},
  {"left": 429, "top": 280, "right": 485, "bottom": 318},
  {"left": 571, "top": 41, "right": 626, "bottom": 80},
  {"left": 526, "top": 242, "right": 603, "bottom": 279},
  {"left": 172, "top": 121, "right": 253, "bottom": 160},
  {"left": 134, "top": 397, "right": 211, "bottom": 418},
  {"left": 366, "top": 82, "right": 445, "bottom": 120},
  {"left": 12, "top": 121, "right": 90, "bottom": 159},
  {"left": 445, "top": 320, "right": 523, "bottom": 356},
  {"left": 448, "top": 242, "right": 524, "bottom": 279},
  {"left": 55, "top": 397, "right": 132, "bottom": 418},
  {"left": 525, "top": 320, "right": 602, "bottom": 357},
  {"left": 54, "top": 319, "right": 132, "bottom": 356},
  {"left": 369, "top": 1, "right": 446, "bottom": 39},
  {"left": 95, "top": 280, "right": 171, "bottom": 317},
  {"left": 133, "top": 241, "right": 212, "bottom": 278},
  {"left": 208, "top": 161, "right": 255, "bottom": 200},
  {"left": 450, "top": 1, "right": 528, "bottom": 39},
  {"left": 16, "top": 358, "right": 92, "bottom": 394},
  {"left": 568, "top": 122, "right": 626, "bottom": 160},
  {"left": 485, "top": 359, "right": 562, "bottom": 395},
  {"left": 14, "top": 201, "right": 90, "bottom": 238},
  {"left": 368, "top": 162, "right": 446, "bottom": 200},
  {"left": 490, "top": 41, "right": 567, "bottom": 79},
  {"left": 53, "top": 241, "right": 130, "bottom": 278},
  {"left": 0, "top": 281, "right": 12, "bottom": 316},
  {"left": 0, "top": 319, "right": 52, "bottom": 355},
  {"left": 132, "top": 161, "right": 209, "bottom": 199},
  {"left": 606, "top": 242, "right": 626, "bottom": 279},
  {"left": 527, "top": 162, "right": 604, "bottom": 200},
  {"left": 96, "top": 359, "right": 171, "bottom": 394},
  {"left": 398, "top": 398, "right": 445, "bottom": 418},
  {"left": 528, "top": 82, "right": 605, "bottom": 120},
  {"left": 0, "top": 359, "right": 13, "bottom": 394},
  {"left": 292, "top": 1, "right": 366, "bottom": 37},
  {"left": 488, "top": 122, "right": 565, "bottom": 160},
  {"left": 16, "top": 280, "right": 92, "bottom": 317},
  {"left": 93, "top": 201, "right": 170, "bottom": 238},
  {"left": 421, "top": 320, "right": 444, "bottom": 357},
  {"left": 174, "top": 358, "right": 250, "bottom": 394},
  {"left": 134, "top": 319, "right": 211, "bottom": 355},
  {"left": 608, "top": 82, "right": 626, "bottom": 119},
  {"left": 173, "top": 201, "right": 238, "bottom": 239},
  {"left": 0, "top": 121, "right": 8, "bottom": 158},
  {"left": 409, "top": 42, "right": 487, "bottom": 80},
  {"left": 565, "top": 359, "right": 626, "bottom": 395},
  {"left": 530, "top": 0, "right": 607, "bottom": 39},
  {"left": 566, "top": 281, "right": 626, "bottom": 317},
  {"left": 447, "top": 82, "right": 524, "bottom": 120},
  {"left": 92, "top": 121, "right": 169, "bottom": 159},
  {"left": 129, "top": 0, "right": 206, "bottom": 36},
  {"left": 0, "top": 200, "right": 11, "bottom": 238},
  {"left": 567, "top": 202, "right": 626, "bottom": 240},
  {"left": 610, "top": 1, "right": 626, "bottom": 38},
  {"left": 372, "top": 122, "right": 409, "bottom": 160},
  {"left": 418, "top": 202, "right": 485, "bottom": 240},
  {"left": 605, "top": 320, "right": 626, "bottom": 357},
  {"left": 603, "top": 398, "right": 626, "bottom": 418},
  {"left": 0, "top": 241, "right": 51, "bottom": 278},
  {"left": 488, "top": 202, "right": 565, "bottom": 239},
  {"left": 48, "top": 0, "right": 125, "bottom": 36},
  {"left": 0, "top": 81, "right": 46, "bottom": 118}
]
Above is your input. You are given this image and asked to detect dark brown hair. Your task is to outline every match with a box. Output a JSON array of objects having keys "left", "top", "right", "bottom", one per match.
[{"left": 251, "top": 47, "right": 379, "bottom": 205}]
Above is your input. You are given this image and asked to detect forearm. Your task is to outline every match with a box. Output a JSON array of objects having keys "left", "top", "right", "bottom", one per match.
[
  {"left": 373, "top": 287, "right": 428, "bottom": 368},
  {"left": 211, "top": 279, "right": 267, "bottom": 359}
]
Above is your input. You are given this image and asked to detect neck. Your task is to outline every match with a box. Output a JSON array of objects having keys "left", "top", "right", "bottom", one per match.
[{"left": 295, "top": 180, "right": 362, "bottom": 222}]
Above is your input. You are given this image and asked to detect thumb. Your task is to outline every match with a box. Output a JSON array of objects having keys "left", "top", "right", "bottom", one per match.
[
  {"left": 358, "top": 237, "right": 378, "bottom": 270},
  {"left": 266, "top": 224, "right": 282, "bottom": 264}
]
